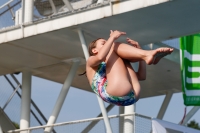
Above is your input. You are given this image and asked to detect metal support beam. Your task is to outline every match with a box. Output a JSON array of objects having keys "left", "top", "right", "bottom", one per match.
[
  {"left": 7, "top": 4, "right": 15, "bottom": 21},
  {"left": 0, "top": 1, "right": 21, "bottom": 17},
  {"left": 82, "top": 104, "right": 114, "bottom": 133},
  {"left": 44, "top": 59, "right": 80, "bottom": 133},
  {"left": 62, "top": 0, "right": 73, "bottom": 11},
  {"left": 157, "top": 91, "right": 173, "bottom": 119},
  {"left": 181, "top": 106, "right": 200, "bottom": 125},
  {"left": 23, "top": 0, "right": 34, "bottom": 23},
  {"left": 49, "top": 0, "right": 57, "bottom": 14},
  {"left": 0, "top": 125, "right": 3, "bottom": 133},
  {"left": 2, "top": 84, "right": 20, "bottom": 110},
  {"left": 8, "top": 74, "right": 56, "bottom": 133},
  {"left": 77, "top": 29, "right": 89, "bottom": 60},
  {"left": 20, "top": 71, "right": 32, "bottom": 132},
  {"left": 77, "top": 29, "right": 113, "bottom": 133},
  {"left": 97, "top": 0, "right": 104, "bottom": 4},
  {"left": 0, "top": 0, "right": 14, "bottom": 10}
]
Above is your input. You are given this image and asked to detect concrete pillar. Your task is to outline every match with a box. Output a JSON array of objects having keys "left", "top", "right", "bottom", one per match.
[
  {"left": 20, "top": 71, "right": 32, "bottom": 133},
  {"left": 44, "top": 59, "right": 80, "bottom": 133}
]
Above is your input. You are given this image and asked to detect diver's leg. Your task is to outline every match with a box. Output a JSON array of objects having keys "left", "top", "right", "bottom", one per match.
[
  {"left": 113, "top": 42, "right": 173, "bottom": 65},
  {"left": 123, "top": 60, "right": 141, "bottom": 100}
]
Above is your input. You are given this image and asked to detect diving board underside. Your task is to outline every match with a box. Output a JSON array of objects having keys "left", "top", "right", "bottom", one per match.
[{"left": 0, "top": 0, "right": 199, "bottom": 98}]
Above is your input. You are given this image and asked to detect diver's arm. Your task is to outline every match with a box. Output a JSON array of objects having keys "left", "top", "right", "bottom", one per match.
[
  {"left": 136, "top": 61, "right": 146, "bottom": 80},
  {"left": 88, "top": 30, "right": 126, "bottom": 67}
]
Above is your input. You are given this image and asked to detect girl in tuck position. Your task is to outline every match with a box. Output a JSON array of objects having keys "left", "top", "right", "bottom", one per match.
[{"left": 86, "top": 30, "right": 173, "bottom": 106}]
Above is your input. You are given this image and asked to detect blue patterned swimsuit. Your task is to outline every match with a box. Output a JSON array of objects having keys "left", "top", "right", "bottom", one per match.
[{"left": 91, "top": 62, "right": 136, "bottom": 106}]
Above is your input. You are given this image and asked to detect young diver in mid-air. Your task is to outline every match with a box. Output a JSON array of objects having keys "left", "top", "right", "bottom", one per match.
[{"left": 86, "top": 30, "right": 173, "bottom": 106}]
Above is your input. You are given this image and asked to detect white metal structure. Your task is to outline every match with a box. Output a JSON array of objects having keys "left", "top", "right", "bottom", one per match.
[
  {"left": 7, "top": 113, "right": 152, "bottom": 133},
  {"left": 157, "top": 91, "right": 173, "bottom": 120},
  {"left": 7, "top": 113, "right": 200, "bottom": 133},
  {"left": 180, "top": 106, "right": 200, "bottom": 126},
  {"left": 23, "top": 0, "right": 34, "bottom": 23},
  {"left": 0, "top": 125, "right": 2, "bottom": 133},
  {"left": 20, "top": 71, "right": 32, "bottom": 132},
  {"left": 0, "top": 108, "right": 16, "bottom": 133},
  {"left": 45, "top": 59, "right": 80, "bottom": 132},
  {"left": 0, "top": 0, "right": 14, "bottom": 10},
  {"left": 1, "top": 0, "right": 200, "bottom": 132},
  {"left": 152, "top": 118, "right": 200, "bottom": 133},
  {"left": 124, "top": 105, "right": 135, "bottom": 133}
]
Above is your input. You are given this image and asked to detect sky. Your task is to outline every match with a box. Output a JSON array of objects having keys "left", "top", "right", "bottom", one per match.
[{"left": 14, "top": 73, "right": 200, "bottom": 126}]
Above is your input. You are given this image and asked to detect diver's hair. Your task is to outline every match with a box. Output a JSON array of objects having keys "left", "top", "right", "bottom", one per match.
[
  {"left": 79, "top": 38, "right": 103, "bottom": 76},
  {"left": 88, "top": 38, "right": 102, "bottom": 56},
  {"left": 78, "top": 71, "right": 86, "bottom": 76}
]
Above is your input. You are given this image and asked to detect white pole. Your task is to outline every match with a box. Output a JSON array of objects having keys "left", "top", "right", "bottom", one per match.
[
  {"left": 119, "top": 106, "right": 124, "bottom": 133},
  {"left": 0, "top": 0, "right": 14, "bottom": 10},
  {"left": 124, "top": 105, "right": 135, "bottom": 133},
  {"left": 62, "top": 0, "right": 73, "bottom": 11},
  {"left": 0, "top": 125, "right": 3, "bottom": 133},
  {"left": 24, "top": 0, "right": 34, "bottom": 23},
  {"left": 44, "top": 59, "right": 80, "bottom": 133},
  {"left": 97, "top": 0, "right": 104, "bottom": 4},
  {"left": 77, "top": 29, "right": 112, "bottom": 133},
  {"left": 157, "top": 91, "right": 173, "bottom": 119},
  {"left": 77, "top": 29, "right": 89, "bottom": 60},
  {"left": 20, "top": 71, "right": 32, "bottom": 133},
  {"left": 123, "top": 62, "right": 137, "bottom": 133},
  {"left": 181, "top": 106, "right": 200, "bottom": 125},
  {"left": 49, "top": 0, "right": 57, "bottom": 14}
]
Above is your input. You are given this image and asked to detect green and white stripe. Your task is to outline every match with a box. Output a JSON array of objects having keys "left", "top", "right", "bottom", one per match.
[{"left": 180, "top": 34, "right": 200, "bottom": 106}]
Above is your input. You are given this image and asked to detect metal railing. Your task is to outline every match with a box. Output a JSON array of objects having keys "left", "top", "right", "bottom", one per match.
[
  {"left": 0, "top": 0, "right": 111, "bottom": 30},
  {"left": 0, "top": 74, "right": 54, "bottom": 132},
  {"left": 7, "top": 113, "right": 152, "bottom": 133},
  {"left": 0, "top": 0, "right": 21, "bottom": 29}
]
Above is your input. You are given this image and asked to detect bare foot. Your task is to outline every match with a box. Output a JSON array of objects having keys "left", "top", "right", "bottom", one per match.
[{"left": 145, "top": 48, "right": 173, "bottom": 65}]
